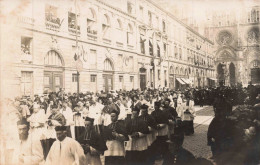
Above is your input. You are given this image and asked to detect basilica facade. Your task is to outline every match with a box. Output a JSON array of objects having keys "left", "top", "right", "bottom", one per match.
[{"left": 206, "top": 5, "right": 260, "bottom": 87}]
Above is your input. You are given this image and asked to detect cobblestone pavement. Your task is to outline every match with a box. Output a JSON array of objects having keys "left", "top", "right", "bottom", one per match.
[
  {"left": 154, "top": 106, "right": 215, "bottom": 165},
  {"left": 183, "top": 106, "right": 214, "bottom": 159}
]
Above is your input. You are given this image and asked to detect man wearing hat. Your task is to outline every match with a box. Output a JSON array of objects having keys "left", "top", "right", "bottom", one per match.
[
  {"left": 76, "top": 117, "right": 107, "bottom": 165},
  {"left": 125, "top": 107, "right": 149, "bottom": 165},
  {"left": 45, "top": 125, "right": 86, "bottom": 165},
  {"left": 12, "top": 118, "right": 44, "bottom": 164},
  {"left": 104, "top": 110, "right": 128, "bottom": 165}
]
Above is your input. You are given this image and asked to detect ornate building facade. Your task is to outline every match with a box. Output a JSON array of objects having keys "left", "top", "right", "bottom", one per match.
[
  {"left": 206, "top": 5, "right": 260, "bottom": 86},
  {"left": 0, "top": 0, "right": 215, "bottom": 98}
]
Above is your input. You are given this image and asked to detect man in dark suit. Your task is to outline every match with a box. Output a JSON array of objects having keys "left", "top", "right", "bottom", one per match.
[
  {"left": 76, "top": 117, "right": 107, "bottom": 165},
  {"left": 104, "top": 110, "right": 128, "bottom": 165},
  {"left": 125, "top": 107, "right": 149, "bottom": 165}
]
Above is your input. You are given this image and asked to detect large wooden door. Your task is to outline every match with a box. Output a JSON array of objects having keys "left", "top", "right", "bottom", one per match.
[
  {"left": 251, "top": 68, "right": 260, "bottom": 84},
  {"left": 140, "top": 74, "right": 146, "bottom": 91},
  {"left": 103, "top": 74, "right": 113, "bottom": 92},
  {"left": 44, "top": 72, "right": 63, "bottom": 93}
]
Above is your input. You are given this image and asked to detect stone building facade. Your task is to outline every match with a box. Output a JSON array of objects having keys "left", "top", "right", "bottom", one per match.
[
  {"left": 206, "top": 5, "right": 260, "bottom": 86},
  {"left": 0, "top": 0, "right": 215, "bottom": 98}
]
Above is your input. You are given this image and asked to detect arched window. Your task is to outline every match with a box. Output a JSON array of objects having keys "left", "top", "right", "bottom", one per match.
[
  {"left": 102, "top": 14, "right": 110, "bottom": 39},
  {"left": 44, "top": 50, "right": 63, "bottom": 66},
  {"left": 87, "top": 8, "right": 97, "bottom": 35},
  {"left": 104, "top": 58, "right": 113, "bottom": 71},
  {"left": 115, "top": 19, "right": 122, "bottom": 30},
  {"left": 87, "top": 8, "right": 96, "bottom": 21},
  {"left": 127, "top": 24, "right": 133, "bottom": 45},
  {"left": 115, "top": 19, "right": 123, "bottom": 42},
  {"left": 179, "top": 48, "right": 182, "bottom": 60},
  {"left": 170, "top": 66, "right": 174, "bottom": 74},
  {"left": 174, "top": 46, "right": 178, "bottom": 58},
  {"left": 180, "top": 68, "right": 183, "bottom": 75}
]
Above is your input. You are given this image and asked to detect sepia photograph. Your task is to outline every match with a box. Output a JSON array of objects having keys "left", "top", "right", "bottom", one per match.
[{"left": 0, "top": 0, "right": 260, "bottom": 164}]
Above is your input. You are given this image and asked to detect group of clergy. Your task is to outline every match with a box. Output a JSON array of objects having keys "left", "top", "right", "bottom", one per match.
[{"left": 4, "top": 88, "right": 197, "bottom": 165}]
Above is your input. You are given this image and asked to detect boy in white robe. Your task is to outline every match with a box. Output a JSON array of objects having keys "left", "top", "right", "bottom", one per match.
[{"left": 45, "top": 126, "right": 86, "bottom": 165}]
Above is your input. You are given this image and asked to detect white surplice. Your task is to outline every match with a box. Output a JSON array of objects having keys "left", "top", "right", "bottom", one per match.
[
  {"left": 12, "top": 134, "right": 44, "bottom": 165},
  {"left": 45, "top": 137, "right": 86, "bottom": 165}
]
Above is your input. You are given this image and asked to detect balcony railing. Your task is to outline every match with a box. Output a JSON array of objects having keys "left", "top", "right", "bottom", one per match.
[
  {"left": 45, "top": 21, "right": 60, "bottom": 31},
  {"left": 116, "top": 42, "right": 123, "bottom": 47},
  {"left": 18, "top": 16, "right": 35, "bottom": 25},
  {"left": 21, "top": 53, "right": 32, "bottom": 63},
  {"left": 103, "top": 38, "right": 111, "bottom": 44}
]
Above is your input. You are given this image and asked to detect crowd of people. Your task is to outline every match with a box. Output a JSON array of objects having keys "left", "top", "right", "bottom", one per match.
[{"left": 1, "top": 84, "right": 260, "bottom": 165}]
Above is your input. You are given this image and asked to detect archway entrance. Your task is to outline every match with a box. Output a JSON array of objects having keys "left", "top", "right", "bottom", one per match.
[
  {"left": 217, "top": 63, "right": 225, "bottom": 86},
  {"left": 139, "top": 67, "right": 146, "bottom": 91},
  {"left": 229, "top": 63, "right": 236, "bottom": 86},
  {"left": 103, "top": 58, "right": 114, "bottom": 92},
  {"left": 44, "top": 50, "right": 64, "bottom": 93},
  {"left": 250, "top": 60, "right": 260, "bottom": 84}
]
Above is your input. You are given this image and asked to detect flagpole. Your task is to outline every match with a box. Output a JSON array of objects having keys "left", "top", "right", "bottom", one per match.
[{"left": 75, "top": 0, "right": 80, "bottom": 96}]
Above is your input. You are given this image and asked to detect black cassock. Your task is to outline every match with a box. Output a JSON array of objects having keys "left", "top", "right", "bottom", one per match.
[
  {"left": 76, "top": 126, "right": 107, "bottom": 156},
  {"left": 104, "top": 120, "right": 129, "bottom": 165},
  {"left": 151, "top": 109, "right": 169, "bottom": 159}
]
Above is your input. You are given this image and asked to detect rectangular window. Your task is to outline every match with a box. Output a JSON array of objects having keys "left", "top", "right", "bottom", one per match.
[
  {"left": 139, "top": 6, "right": 143, "bottom": 20},
  {"left": 118, "top": 54, "right": 123, "bottom": 70},
  {"left": 21, "top": 36, "right": 32, "bottom": 56},
  {"left": 140, "top": 36, "right": 145, "bottom": 54},
  {"left": 68, "top": 12, "right": 80, "bottom": 30},
  {"left": 72, "top": 74, "right": 78, "bottom": 82},
  {"left": 156, "top": 16, "right": 159, "bottom": 29},
  {"left": 45, "top": 4, "right": 59, "bottom": 24},
  {"left": 91, "top": 75, "right": 96, "bottom": 82},
  {"left": 127, "top": 1, "right": 133, "bottom": 15},
  {"left": 157, "top": 44, "right": 160, "bottom": 57},
  {"left": 148, "top": 11, "right": 152, "bottom": 26},
  {"left": 119, "top": 76, "right": 123, "bottom": 82},
  {"left": 158, "top": 70, "right": 161, "bottom": 80},
  {"left": 149, "top": 40, "right": 153, "bottom": 56},
  {"left": 130, "top": 76, "right": 134, "bottom": 82},
  {"left": 162, "top": 20, "right": 166, "bottom": 32},
  {"left": 163, "top": 43, "right": 166, "bottom": 56},
  {"left": 90, "top": 49, "right": 97, "bottom": 69},
  {"left": 21, "top": 71, "right": 33, "bottom": 96}
]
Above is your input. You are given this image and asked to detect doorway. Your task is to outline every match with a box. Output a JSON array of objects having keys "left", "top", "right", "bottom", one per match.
[
  {"left": 103, "top": 74, "right": 113, "bottom": 92},
  {"left": 44, "top": 71, "right": 63, "bottom": 93},
  {"left": 229, "top": 63, "right": 236, "bottom": 86},
  {"left": 139, "top": 67, "right": 146, "bottom": 91}
]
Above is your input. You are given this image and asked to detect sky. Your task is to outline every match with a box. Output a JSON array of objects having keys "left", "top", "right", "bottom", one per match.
[{"left": 157, "top": 0, "right": 260, "bottom": 22}]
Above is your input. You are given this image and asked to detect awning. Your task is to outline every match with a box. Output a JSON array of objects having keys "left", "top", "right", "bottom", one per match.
[
  {"left": 176, "top": 78, "right": 186, "bottom": 85},
  {"left": 181, "top": 78, "right": 191, "bottom": 84}
]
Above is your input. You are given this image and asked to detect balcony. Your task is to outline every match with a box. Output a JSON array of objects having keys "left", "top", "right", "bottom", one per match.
[
  {"left": 18, "top": 16, "right": 35, "bottom": 25},
  {"left": 103, "top": 38, "right": 111, "bottom": 44},
  {"left": 127, "top": 44, "right": 134, "bottom": 50},
  {"left": 45, "top": 21, "right": 60, "bottom": 32},
  {"left": 116, "top": 42, "right": 123, "bottom": 48},
  {"left": 68, "top": 25, "right": 80, "bottom": 36},
  {"left": 21, "top": 52, "right": 32, "bottom": 63},
  {"left": 87, "top": 27, "right": 97, "bottom": 41}
]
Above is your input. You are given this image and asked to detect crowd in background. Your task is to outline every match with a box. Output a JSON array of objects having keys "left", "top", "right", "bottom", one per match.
[{"left": 1, "top": 84, "right": 260, "bottom": 165}]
